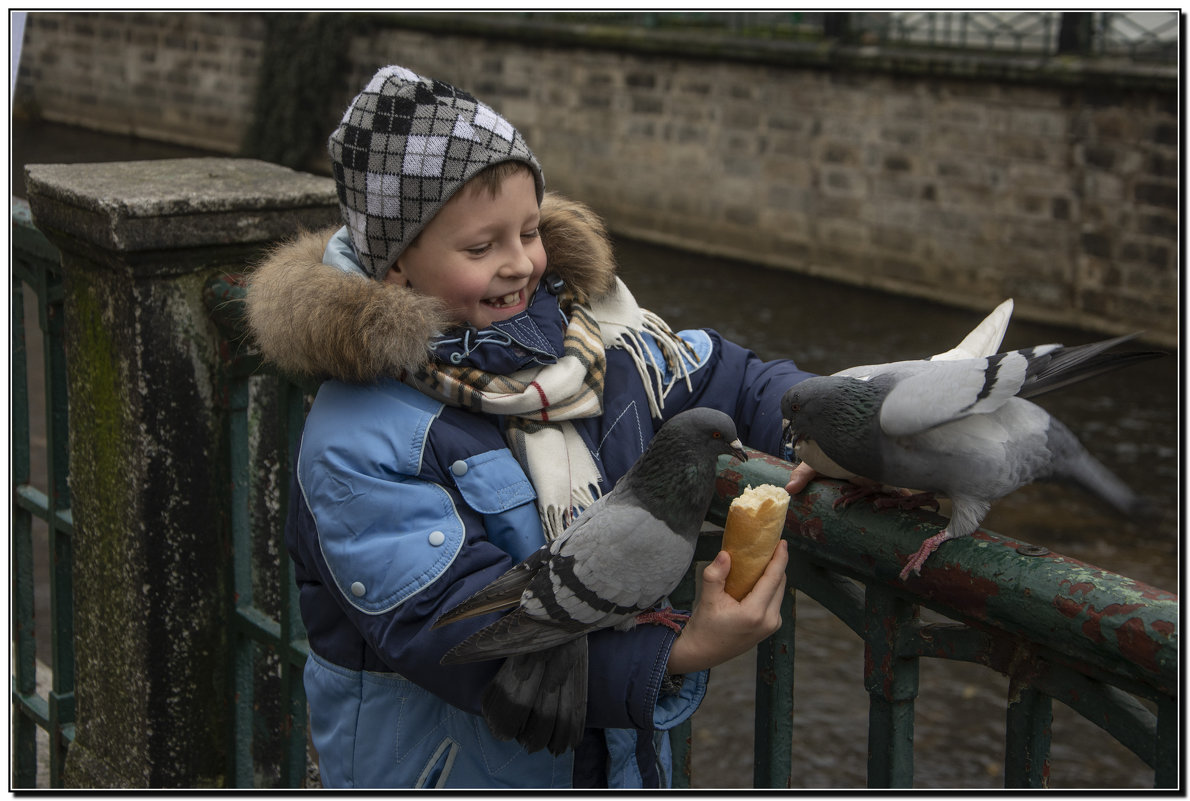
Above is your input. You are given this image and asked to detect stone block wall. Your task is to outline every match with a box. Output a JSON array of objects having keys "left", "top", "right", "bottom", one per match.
[
  {"left": 14, "top": 12, "right": 1178, "bottom": 343},
  {"left": 16, "top": 12, "right": 263, "bottom": 152}
]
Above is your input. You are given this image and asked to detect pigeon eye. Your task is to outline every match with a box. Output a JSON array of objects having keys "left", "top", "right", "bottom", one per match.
[{"left": 712, "top": 431, "right": 722, "bottom": 439}]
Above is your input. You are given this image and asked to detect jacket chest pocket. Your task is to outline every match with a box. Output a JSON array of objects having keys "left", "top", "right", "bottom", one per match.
[{"left": 450, "top": 449, "right": 545, "bottom": 563}]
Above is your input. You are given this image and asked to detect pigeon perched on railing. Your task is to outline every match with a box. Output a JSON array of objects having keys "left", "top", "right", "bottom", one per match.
[
  {"left": 795, "top": 299, "right": 1014, "bottom": 486},
  {"left": 781, "top": 334, "right": 1162, "bottom": 580},
  {"left": 433, "top": 406, "right": 748, "bottom": 755}
]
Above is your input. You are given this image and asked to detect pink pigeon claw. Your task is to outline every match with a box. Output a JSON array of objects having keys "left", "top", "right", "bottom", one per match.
[{"left": 634, "top": 608, "right": 691, "bottom": 634}]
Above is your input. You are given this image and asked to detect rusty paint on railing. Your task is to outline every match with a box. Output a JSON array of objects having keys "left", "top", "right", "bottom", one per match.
[
  {"left": 697, "top": 447, "right": 1176, "bottom": 787},
  {"left": 709, "top": 449, "right": 1176, "bottom": 691}
]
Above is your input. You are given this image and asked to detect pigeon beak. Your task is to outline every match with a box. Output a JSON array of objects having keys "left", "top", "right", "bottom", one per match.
[
  {"left": 780, "top": 419, "right": 804, "bottom": 451},
  {"left": 729, "top": 438, "right": 748, "bottom": 464}
]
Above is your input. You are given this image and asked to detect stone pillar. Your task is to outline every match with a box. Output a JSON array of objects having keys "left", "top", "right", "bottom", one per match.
[{"left": 24, "top": 158, "right": 337, "bottom": 787}]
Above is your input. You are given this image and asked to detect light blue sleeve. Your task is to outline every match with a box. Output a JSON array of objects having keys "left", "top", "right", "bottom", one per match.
[
  {"left": 653, "top": 669, "right": 709, "bottom": 730},
  {"left": 297, "top": 379, "right": 465, "bottom": 613}
]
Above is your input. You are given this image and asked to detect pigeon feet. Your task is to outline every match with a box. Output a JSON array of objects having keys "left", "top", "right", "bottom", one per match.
[
  {"left": 635, "top": 608, "right": 690, "bottom": 634},
  {"left": 832, "top": 483, "right": 885, "bottom": 509},
  {"left": 898, "top": 530, "right": 954, "bottom": 580},
  {"left": 873, "top": 491, "right": 940, "bottom": 513}
]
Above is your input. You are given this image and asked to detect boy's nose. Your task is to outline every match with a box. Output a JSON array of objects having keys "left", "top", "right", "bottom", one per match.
[{"left": 500, "top": 242, "right": 535, "bottom": 278}]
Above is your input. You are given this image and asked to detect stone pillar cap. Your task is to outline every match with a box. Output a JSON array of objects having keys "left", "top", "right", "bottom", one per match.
[{"left": 26, "top": 158, "right": 337, "bottom": 254}]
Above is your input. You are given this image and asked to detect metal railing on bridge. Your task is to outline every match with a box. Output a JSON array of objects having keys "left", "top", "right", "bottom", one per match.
[
  {"left": 10, "top": 212, "right": 1178, "bottom": 787},
  {"left": 455, "top": 11, "right": 1179, "bottom": 63},
  {"left": 202, "top": 273, "right": 1176, "bottom": 788},
  {"left": 11, "top": 198, "right": 75, "bottom": 788}
]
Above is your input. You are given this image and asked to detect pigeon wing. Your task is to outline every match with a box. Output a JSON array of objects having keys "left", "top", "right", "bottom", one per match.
[
  {"left": 433, "top": 545, "right": 550, "bottom": 629},
  {"left": 877, "top": 352, "right": 1034, "bottom": 437},
  {"left": 556, "top": 501, "right": 695, "bottom": 613},
  {"left": 834, "top": 299, "right": 1014, "bottom": 382},
  {"left": 1018, "top": 334, "right": 1162, "bottom": 399},
  {"left": 929, "top": 299, "right": 1014, "bottom": 361},
  {"left": 440, "top": 606, "right": 591, "bottom": 664}
]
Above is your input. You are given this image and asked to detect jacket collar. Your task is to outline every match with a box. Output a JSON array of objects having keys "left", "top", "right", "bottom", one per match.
[{"left": 428, "top": 274, "right": 569, "bottom": 373}]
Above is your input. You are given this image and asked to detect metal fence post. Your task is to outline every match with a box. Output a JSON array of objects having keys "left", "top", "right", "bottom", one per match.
[
  {"left": 862, "top": 585, "right": 919, "bottom": 787},
  {"left": 753, "top": 583, "right": 796, "bottom": 787},
  {"left": 1004, "top": 682, "right": 1052, "bottom": 787}
]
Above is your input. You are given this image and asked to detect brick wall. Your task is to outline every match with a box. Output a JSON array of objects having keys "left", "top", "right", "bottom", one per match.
[
  {"left": 14, "top": 12, "right": 1178, "bottom": 343},
  {"left": 16, "top": 12, "right": 263, "bottom": 152}
]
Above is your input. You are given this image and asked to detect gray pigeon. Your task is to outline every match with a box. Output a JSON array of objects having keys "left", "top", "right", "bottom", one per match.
[
  {"left": 781, "top": 334, "right": 1161, "bottom": 580},
  {"left": 798, "top": 298, "right": 1015, "bottom": 484},
  {"left": 433, "top": 406, "right": 748, "bottom": 755}
]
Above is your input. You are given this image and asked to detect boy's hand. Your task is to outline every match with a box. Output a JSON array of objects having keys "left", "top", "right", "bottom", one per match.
[
  {"left": 785, "top": 462, "right": 817, "bottom": 494},
  {"left": 665, "top": 541, "right": 789, "bottom": 676}
]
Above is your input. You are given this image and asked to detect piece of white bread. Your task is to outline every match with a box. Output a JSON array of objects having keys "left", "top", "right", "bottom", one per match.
[{"left": 722, "top": 484, "right": 790, "bottom": 601}]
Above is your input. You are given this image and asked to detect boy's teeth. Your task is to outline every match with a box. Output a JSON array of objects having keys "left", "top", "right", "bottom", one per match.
[{"left": 491, "top": 291, "right": 519, "bottom": 306}]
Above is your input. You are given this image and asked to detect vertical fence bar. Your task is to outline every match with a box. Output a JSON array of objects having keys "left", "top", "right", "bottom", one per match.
[
  {"left": 1004, "top": 683, "right": 1052, "bottom": 788},
  {"left": 667, "top": 565, "right": 697, "bottom": 788},
  {"left": 229, "top": 374, "right": 257, "bottom": 788},
  {"left": 1154, "top": 697, "right": 1177, "bottom": 789},
  {"left": 753, "top": 584, "right": 795, "bottom": 788},
  {"left": 863, "top": 586, "right": 919, "bottom": 788},
  {"left": 44, "top": 273, "right": 75, "bottom": 789},
  {"left": 11, "top": 272, "right": 38, "bottom": 789},
  {"left": 277, "top": 379, "right": 309, "bottom": 787}
]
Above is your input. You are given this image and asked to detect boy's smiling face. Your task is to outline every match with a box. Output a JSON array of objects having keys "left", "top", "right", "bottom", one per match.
[{"left": 385, "top": 169, "right": 547, "bottom": 330}]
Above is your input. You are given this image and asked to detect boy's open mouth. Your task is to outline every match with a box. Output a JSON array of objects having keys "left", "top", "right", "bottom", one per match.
[{"left": 484, "top": 290, "right": 523, "bottom": 309}]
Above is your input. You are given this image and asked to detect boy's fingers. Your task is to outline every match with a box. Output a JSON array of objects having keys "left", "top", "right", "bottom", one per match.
[
  {"left": 702, "top": 550, "right": 730, "bottom": 586},
  {"left": 785, "top": 462, "right": 817, "bottom": 494},
  {"left": 747, "top": 540, "right": 789, "bottom": 600}
]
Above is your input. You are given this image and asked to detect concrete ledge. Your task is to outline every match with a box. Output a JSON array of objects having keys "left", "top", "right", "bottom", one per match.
[{"left": 25, "top": 159, "right": 336, "bottom": 261}]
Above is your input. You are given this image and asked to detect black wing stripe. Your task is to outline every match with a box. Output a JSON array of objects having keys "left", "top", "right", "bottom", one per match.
[{"left": 960, "top": 351, "right": 1005, "bottom": 413}]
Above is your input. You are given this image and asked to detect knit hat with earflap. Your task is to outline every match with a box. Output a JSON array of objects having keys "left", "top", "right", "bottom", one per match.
[{"left": 328, "top": 65, "right": 545, "bottom": 280}]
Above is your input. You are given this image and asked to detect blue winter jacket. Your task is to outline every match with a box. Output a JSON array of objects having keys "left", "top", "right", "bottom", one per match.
[{"left": 247, "top": 197, "right": 813, "bottom": 788}]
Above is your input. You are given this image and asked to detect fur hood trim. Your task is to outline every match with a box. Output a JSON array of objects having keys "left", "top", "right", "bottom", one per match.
[{"left": 245, "top": 192, "right": 618, "bottom": 383}]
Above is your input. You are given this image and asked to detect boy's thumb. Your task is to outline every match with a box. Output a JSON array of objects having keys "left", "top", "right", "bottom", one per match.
[{"left": 702, "top": 550, "right": 730, "bottom": 587}]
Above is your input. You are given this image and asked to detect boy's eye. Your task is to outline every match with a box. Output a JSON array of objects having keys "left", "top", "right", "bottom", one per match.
[
  {"left": 522, "top": 228, "right": 540, "bottom": 240},
  {"left": 465, "top": 244, "right": 492, "bottom": 256}
]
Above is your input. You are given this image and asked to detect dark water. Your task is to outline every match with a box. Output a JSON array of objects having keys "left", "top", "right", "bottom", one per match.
[{"left": 13, "top": 121, "right": 1181, "bottom": 789}]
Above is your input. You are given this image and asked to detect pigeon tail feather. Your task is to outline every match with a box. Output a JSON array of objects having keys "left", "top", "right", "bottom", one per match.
[
  {"left": 1049, "top": 431, "right": 1150, "bottom": 519},
  {"left": 481, "top": 637, "right": 588, "bottom": 755}
]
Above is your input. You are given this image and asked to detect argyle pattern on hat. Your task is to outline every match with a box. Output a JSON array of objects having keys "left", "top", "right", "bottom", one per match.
[{"left": 328, "top": 65, "right": 544, "bottom": 279}]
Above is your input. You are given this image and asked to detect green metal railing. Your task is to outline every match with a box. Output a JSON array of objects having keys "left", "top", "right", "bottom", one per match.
[
  {"left": 11, "top": 198, "right": 76, "bottom": 788},
  {"left": 204, "top": 273, "right": 1176, "bottom": 788},
  {"left": 670, "top": 449, "right": 1177, "bottom": 789},
  {"left": 428, "top": 11, "right": 1178, "bottom": 63},
  {"left": 206, "top": 276, "right": 317, "bottom": 788},
  {"left": 11, "top": 230, "right": 1177, "bottom": 787}
]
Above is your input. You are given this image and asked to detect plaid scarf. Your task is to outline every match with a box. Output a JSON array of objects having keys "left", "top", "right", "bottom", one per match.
[{"left": 408, "top": 278, "right": 697, "bottom": 540}]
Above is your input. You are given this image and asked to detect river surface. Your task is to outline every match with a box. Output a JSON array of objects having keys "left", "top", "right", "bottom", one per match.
[{"left": 12, "top": 120, "right": 1180, "bottom": 789}]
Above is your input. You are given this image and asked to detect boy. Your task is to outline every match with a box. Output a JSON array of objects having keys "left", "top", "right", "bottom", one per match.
[{"left": 246, "top": 64, "right": 816, "bottom": 788}]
